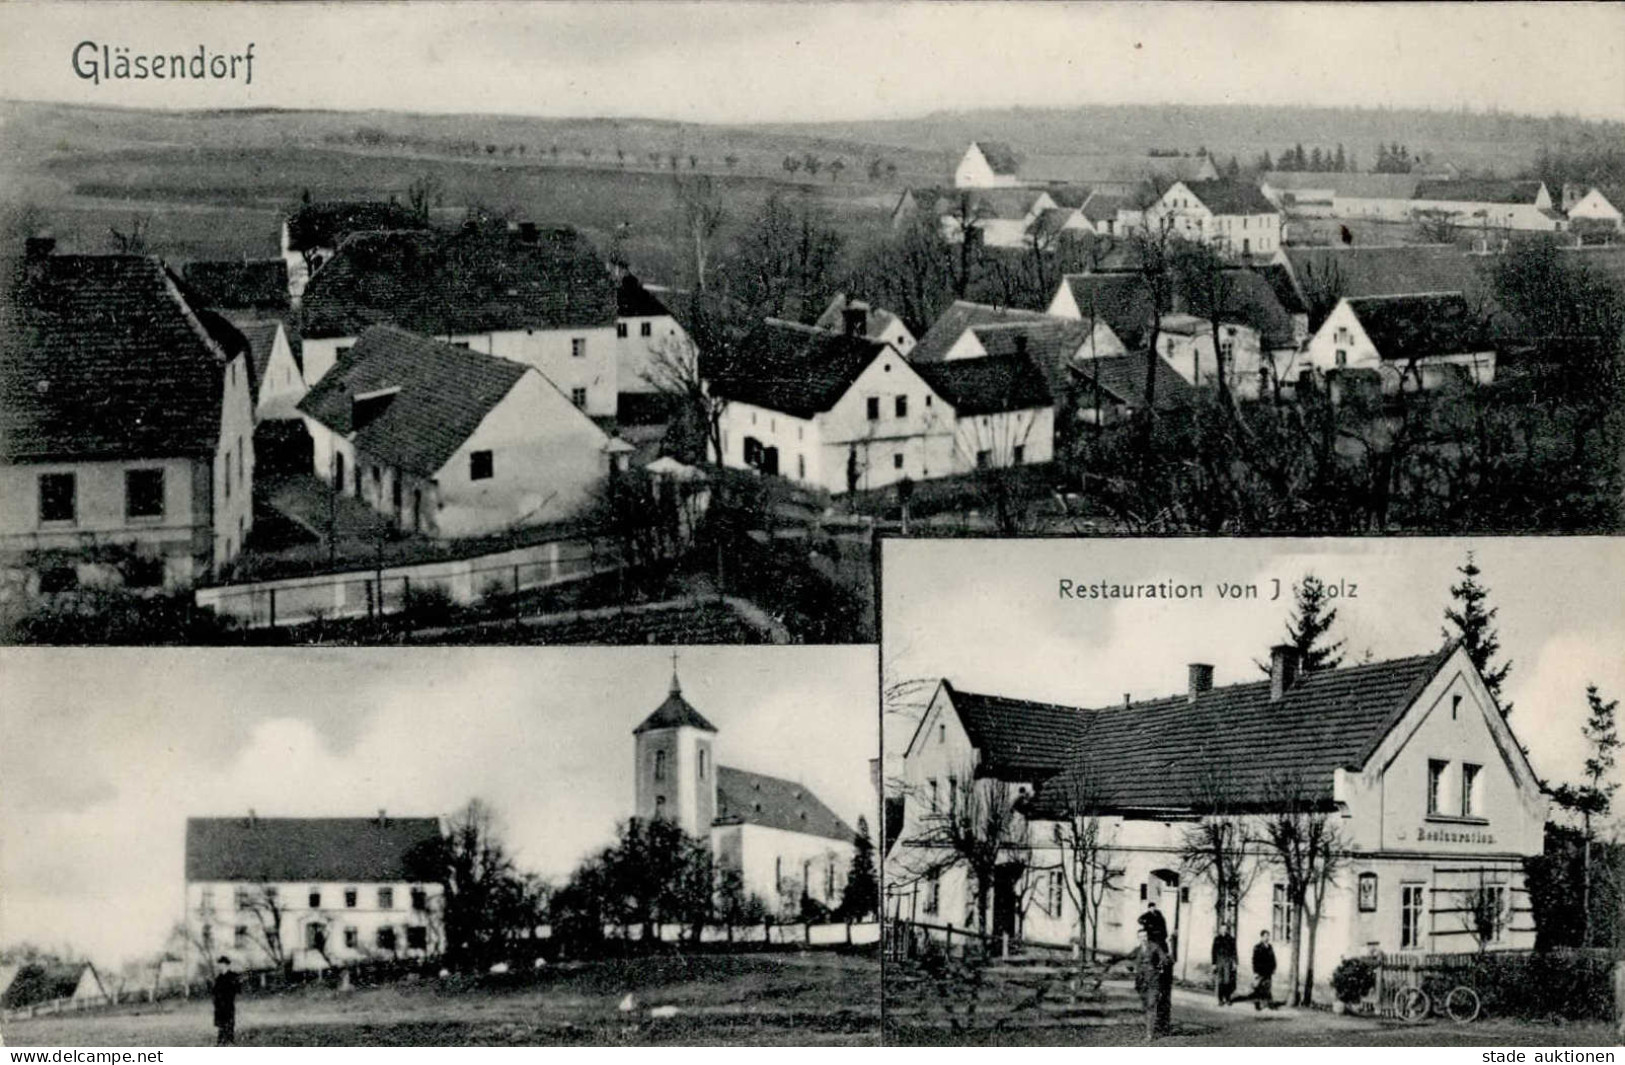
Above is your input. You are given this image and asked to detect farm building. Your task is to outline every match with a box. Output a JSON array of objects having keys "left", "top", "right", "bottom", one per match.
[{"left": 1304, "top": 294, "right": 1496, "bottom": 394}]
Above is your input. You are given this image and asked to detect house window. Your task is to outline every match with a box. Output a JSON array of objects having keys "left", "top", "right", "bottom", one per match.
[
  {"left": 304, "top": 923, "right": 325, "bottom": 950},
  {"left": 924, "top": 394, "right": 932, "bottom": 407},
  {"left": 1427, "top": 759, "right": 1447, "bottom": 815},
  {"left": 39, "top": 472, "right": 75, "bottom": 523},
  {"left": 654, "top": 749, "right": 667, "bottom": 781},
  {"left": 571, "top": 387, "right": 587, "bottom": 408},
  {"left": 1400, "top": 883, "right": 1425, "bottom": 949},
  {"left": 125, "top": 469, "right": 165, "bottom": 520},
  {"left": 344, "top": 888, "right": 358, "bottom": 908},
  {"left": 391, "top": 476, "right": 402, "bottom": 515},
  {"left": 925, "top": 873, "right": 941, "bottom": 915},
  {"left": 1049, "top": 870, "right": 1064, "bottom": 917},
  {"left": 617, "top": 322, "right": 629, "bottom": 338},
  {"left": 1462, "top": 763, "right": 1482, "bottom": 817},
  {"left": 201, "top": 925, "right": 214, "bottom": 950},
  {"left": 200, "top": 888, "right": 215, "bottom": 914},
  {"left": 1013, "top": 445, "right": 1025, "bottom": 464},
  {"left": 378, "top": 887, "right": 395, "bottom": 909},
  {"left": 928, "top": 778, "right": 939, "bottom": 811},
  {"left": 948, "top": 775, "right": 958, "bottom": 812},
  {"left": 571, "top": 338, "right": 587, "bottom": 358},
  {"left": 1483, "top": 885, "right": 1508, "bottom": 942},
  {"left": 344, "top": 926, "right": 359, "bottom": 949},
  {"left": 1271, "top": 884, "right": 1292, "bottom": 942},
  {"left": 976, "top": 450, "right": 991, "bottom": 469},
  {"left": 1358, "top": 873, "right": 1379, "bottom": 912},
  {"left": 308, "top": 888, "right": 322, "bottom": 909},
  {"left": 234, "top": 926, "right": 249, "bottom": 949},
  {"left": 411, "top": 887, "right": 428, "bottom": 911},
  {"left": 698, "top": 748, "right": 708, "bottom": 780},
  {"left": 1335, "top": 349, "right": 1348, "bottom": 368},
  {"left": 866, "top": 396, "right": 880, "bottom": 421},
  {"left": 826, "top": 859, "right": 837, "bottom": 898},
  {"left": 406, "top": 926, "right": 428, "bottom": 950},
  {"left": 938, "top": 723, "right": 946, "bottom": 745},
  {"left": 797, "top": 455, "right": 805, "bottom": 480},
  {"left": 775, "top": 857, "right": 783, "bottom": 894},
  {"left": 640, "top": 321, "right": 653, "bottom": 337},
  {"left": 893, "top": 454, "right": 904, "bottom": 470},
  {"left": 376, "top": 927, "right": 397, "bottom": 951},
  {"left": 895, "top": 395, "right": 908, "bottom": 418},
  {"left": 469, "top": 450, "right": 494, "bottom": 481}
]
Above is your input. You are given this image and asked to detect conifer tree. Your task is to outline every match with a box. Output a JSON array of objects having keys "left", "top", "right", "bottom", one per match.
[
  {"left": 1442, "top": 552, "right": 1514, "bottom": 716},
  {"left": 838, "top": 816, "right": 880, "bottom": 921},
  {"left": 1259, "top": 574, "right": 1346, "bottom": 675}
]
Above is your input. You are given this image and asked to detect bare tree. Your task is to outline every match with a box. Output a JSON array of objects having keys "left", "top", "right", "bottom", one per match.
[
  {"left": 893, "top": 759, "right": 1029, "bottom": 937},
  {"left": 673, "top": 174, "right": 726, "bottom": 293},
  {"left": 1460, "top": 873, "right": 1507, "bottom": 954},
  {"left": 1048, "top": 766, "right": 1125, "bottom": 955},
  {"left": 107, "top": 216, "right": 150, "bottom": 254},
  {"left": 642, "top": 329, "right": 725, "bottom": 466},
  {"left": 1255, "top": 772, "right": 1346, "bottom": 1006},
  {"left": 235, "top": 883, "right": 292, "bottom": 972},
  {"left": 406, "top": 175, "right": 443, "bottom": 223},
  {"left": 1179, "top": 760, "right": 1263, "bottom": 950}
]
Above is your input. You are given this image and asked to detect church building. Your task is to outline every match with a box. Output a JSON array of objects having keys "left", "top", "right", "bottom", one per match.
[
  {"left": 885, "top": 641, "right": 1546, "bottom": 999},
  {"left": 633, "top": 668, "right": 858, "bottom": 917}
]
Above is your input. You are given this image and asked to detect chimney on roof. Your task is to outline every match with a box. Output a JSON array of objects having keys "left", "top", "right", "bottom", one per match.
[
  {"left": 377, "top": 809, "right": 388, "bottom": 827},
  {"left": 247, "top": 809, "right": 257, "bottom": 827},
  {"left": 1269, "top": 644, "right": 1301, "bottom": 702},
  {"left": 1188, "top": 663, "right": 1214, "bottom": 703},
  {"left": 842, "top": 303, "right": 867, "bottom": 338},
  {"left": 1123, "top": 693, "right": 1131, "bottom": 708}
]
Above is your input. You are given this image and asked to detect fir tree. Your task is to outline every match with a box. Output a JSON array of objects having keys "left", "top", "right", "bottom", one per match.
[
  {"left": 838, "top": 816, "right": 880, "bottom": 921},
  {"left": 1333, "top": 144, "right": 1347, "bottom": 172},
  {"left": 1442, "top": 552, "right": 1514, "bottom": 716},
  {"left": 1259, "top": 574, "right": 1346, "bottom": 675},
  {"left": 1550, "top": 685, "right": 1619, "bottom": 946}
]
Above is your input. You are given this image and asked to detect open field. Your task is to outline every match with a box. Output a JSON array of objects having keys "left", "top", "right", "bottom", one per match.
[{"left": 2, "top": 953, "right": 880, "bottom": 1047}]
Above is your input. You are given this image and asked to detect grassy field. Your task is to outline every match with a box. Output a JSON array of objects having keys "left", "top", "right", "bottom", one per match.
[{"left": 2, "top": 953, "right": 880, "bottom": 1047}]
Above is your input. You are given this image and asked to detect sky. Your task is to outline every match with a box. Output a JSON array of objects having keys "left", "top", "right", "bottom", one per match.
[
  {"left": 0, "top": 645, "right": 878, "bottom": 969},
  {"left": 882, "top": 536, "right": 1625, "bottom": 799},
  {"left": 0, "top": 2, "right": 1622, "bottom": 124}
]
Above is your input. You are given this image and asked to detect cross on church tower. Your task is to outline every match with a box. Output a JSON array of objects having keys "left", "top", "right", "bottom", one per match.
[{"left": 670, "top": 651, "right": 681, "bottom": 693}]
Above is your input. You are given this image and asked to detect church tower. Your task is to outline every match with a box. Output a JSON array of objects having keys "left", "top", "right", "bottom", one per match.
[{"left": 632, "top": 660, "right": 719, "bottom": 840}]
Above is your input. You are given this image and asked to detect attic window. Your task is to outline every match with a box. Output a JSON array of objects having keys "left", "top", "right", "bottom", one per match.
[{"left": 469, "top": 450, "right": 494, "bottom": 481}]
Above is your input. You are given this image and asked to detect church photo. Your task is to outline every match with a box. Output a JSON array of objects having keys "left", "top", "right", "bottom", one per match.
[
  {"left": 880, "top": 537, "right": 1624, "bottom": 1046},
  {"left": 0, "top": 645, "right": 881, "bottom": 1046}
]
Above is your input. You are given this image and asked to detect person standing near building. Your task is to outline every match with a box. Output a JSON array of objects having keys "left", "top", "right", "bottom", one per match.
[
  {"left": 1212, "top": 929, "right": 1238, "bottom": 1005},
  {"left": 212, "top": 956, "right": 241, "bottom": 1046},
  {"left": 1133, "top": 928, "right": 1171, "bottom": 1042},
  {"left": 1251, "top": 930, "right": 1277, "bottom": 1011}
]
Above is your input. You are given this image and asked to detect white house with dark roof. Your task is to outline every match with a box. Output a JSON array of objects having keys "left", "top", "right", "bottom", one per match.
[
  {"left": 886, "top": 642, "right": 1545, "bottom": 999},
  {"left": 614, "top": 273, "right": 688, "bottom": 395},
  {"left": 184, "top": 814, "right": 444, "bottom": 974},
  {"left": 633, "top": 669, "right": 856, "bottom": 917},
  {"left": 1144, "top": 180, "right": 1283, "bottom": 259},
  {"left": 298, "top": 221, "right": 620, "bottom": 417},
  {"left": 1409, "top": 180, "right": 1565, "bottom": 234},
  {"left": 235, "top": 320, "right": 305, "bottom": 423},
  {"left": 813, "top": 294, "right": 917, "bottom": 356},
  {"left": 297, "top": 325, "right": 617, "bottom": 538},
  {"left": 954, "top": 141, "right": 1023, "bottom": 189},
  {"left": 1306, "top": 293, "right": 1496, "bottom": 394},
  {"left": 1, "top": 241, "right": 256, "bottom": 593}
]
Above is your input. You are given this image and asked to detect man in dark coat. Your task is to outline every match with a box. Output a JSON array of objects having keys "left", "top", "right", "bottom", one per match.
[
  {"left": 1250, "top": 930, "right": 1277, "bottom": 1011},
  {"left": 1138, "top": 903, "right": 1168, "bottom": 944},
  {"left": 212, "top": 956, "right": 241, "bottom": 1045},
  {"left": 1212, "top": 930, "right": 1238, "bottom": 1005},
  {"left": 1133, "top": 928, "right": 1174, "bottom": 1041}
]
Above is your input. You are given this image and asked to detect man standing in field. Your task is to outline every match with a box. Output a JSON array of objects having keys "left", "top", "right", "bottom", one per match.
[{"left": 212, "top": 956, "right": 241, "bottom": 1045}]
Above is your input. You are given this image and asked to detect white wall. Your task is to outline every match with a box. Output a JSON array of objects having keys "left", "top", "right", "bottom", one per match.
[
  {"left": 1568, "top": 189, "right": 1623, "bottom": 225},
  {"left": 725, "top": 823, "right": 854, "bottom": 919},
  {"left": 256, "top": 324, "right": 307, "bottom": 421},
  {"left": 187, "top": 879, "right": 443, "bottom": 973},
  {"left": 715, "top": 402, "right": 826, "bottom": 489},
  {"left": 948, "top": 407, "right": 1054, "bottom": 470},
  {"left": 616, "top": 314, "right": 687, "bottom": 394},
  {"left": 954, "top": 145, "right": 1020, "bottom": 189},
  {"left": 1305, "top": 300, "right": 1496, "bottom": 393},
  {"left": 818, "top": 352, "right": 957, "bottom": 493},
  {"left": 213, "top": 351, "right": 256, "bottom": 569}
]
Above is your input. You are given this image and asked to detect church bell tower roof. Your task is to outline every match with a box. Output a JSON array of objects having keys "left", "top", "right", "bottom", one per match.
[{"left": 633, "top": 666, "right": 719, "bottom": 734}]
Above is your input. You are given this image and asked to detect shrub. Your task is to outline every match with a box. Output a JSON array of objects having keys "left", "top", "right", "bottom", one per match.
[{"left": 1331, "top": 956, "right": 1377, "bottom": 1004}]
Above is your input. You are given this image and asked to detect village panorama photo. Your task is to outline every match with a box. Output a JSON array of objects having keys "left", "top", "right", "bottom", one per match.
[
  {"left": 2, "top": 2, "right": 1624, "bottom": 644},
  {"left": 879, "top": 536, "right": 1624, "bottom": 1046},
  {"left": 0, "top": 645, "right": 882, "bottom": 1046}
]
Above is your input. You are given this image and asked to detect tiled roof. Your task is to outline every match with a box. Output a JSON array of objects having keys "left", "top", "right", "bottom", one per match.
[
  {"left": 185, "top": 816, "right": 443, "bottom": 882},
  {"left": 235, "top": 319, "right": 284, "bottom": 398},
  {"left": 1072, "top": 352, "right": 1198, "bottom": 410},
  {"left": 633, "top": 678, "right": 719, "bottom": 734},
  {"left": 944, "top": 682, "right": 1092, "bottom": 778},
  {"left": 1029, "top": 207, "right": 1079, "bottom": 242},
  {"left": 284, "top": 200, "right": 429, "bottom": 252},
  {"left": 296, "top": 325, "right": 531, "bottom": 476},
  {"left": 1057, "top": 273, "right": 1160, "bottom": 349},
  {"left": 1255, "top": 263, "right": 1309, "bottom": 317},
  {"left": 973, "top": 141, "right": 1022, "bottom": 176},
  {"left": 1414, "top": 180, "right": 1546, "bottom": 205},
  {"left": 1080, "top": 190, "right": 1128, "bottom": 222},
  {"left": 706, "top": 319, "right": 890, "bottom": 418},
  {"left": 715, "top": 765, "right": 855, "bottom": 843},
  {"left": 1, "top": 964, "right": 93, "bottom": 1010},
  {"left": 910, "top": 301, "right": 1052, "bottom": 363},
  {"left": 1345, "top": 293, "right": 1491, "bottom": 361},
  {"left": 2, "top": 254, "right": 239, "bottom": 462},
  {"left": 617, "top": 273, "right": 671, "bottom": 319},
  {"left": 1046, "top": 185, "right": 1093, "bottom": 209},
  {"left": 977, "top": 647, "right": 1451, "bottom": 815},
  {"left": 965, "top": 319, "right": 1093, "bottom": 399},
  {"left": 1183, "top": 180, "right": 1279, "bottom": 216},
  {"left": 1280, "top": 244, "right": 1487, "bottom": 303},
  {"left": 300, "top": 224, "right": 617, "bottom": 340},
  {"left": 1263, "top": 172, "right": 1422, "bottom": 200},
  {"left": 912, "top": 353, "right": 1054, "bottom": 416},
  {"left": 1198, "top": 270, "right": 1301, "bottom": 350},
  {"left": 180, "top": 260, "right": 290, "bottom": 313}
]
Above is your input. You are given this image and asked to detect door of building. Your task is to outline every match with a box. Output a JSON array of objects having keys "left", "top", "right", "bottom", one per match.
[
  {"left": 992, "top": 862, "right": 1025, "bottom": 943},
  {"left": 1150, "top": 868, "right": 1183, "bottom": 968}
]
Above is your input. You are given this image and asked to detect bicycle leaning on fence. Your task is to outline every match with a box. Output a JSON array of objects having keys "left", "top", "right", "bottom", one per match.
[{"left": 1392, "top": 980, "right": 1482, "bottom": 1024}]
